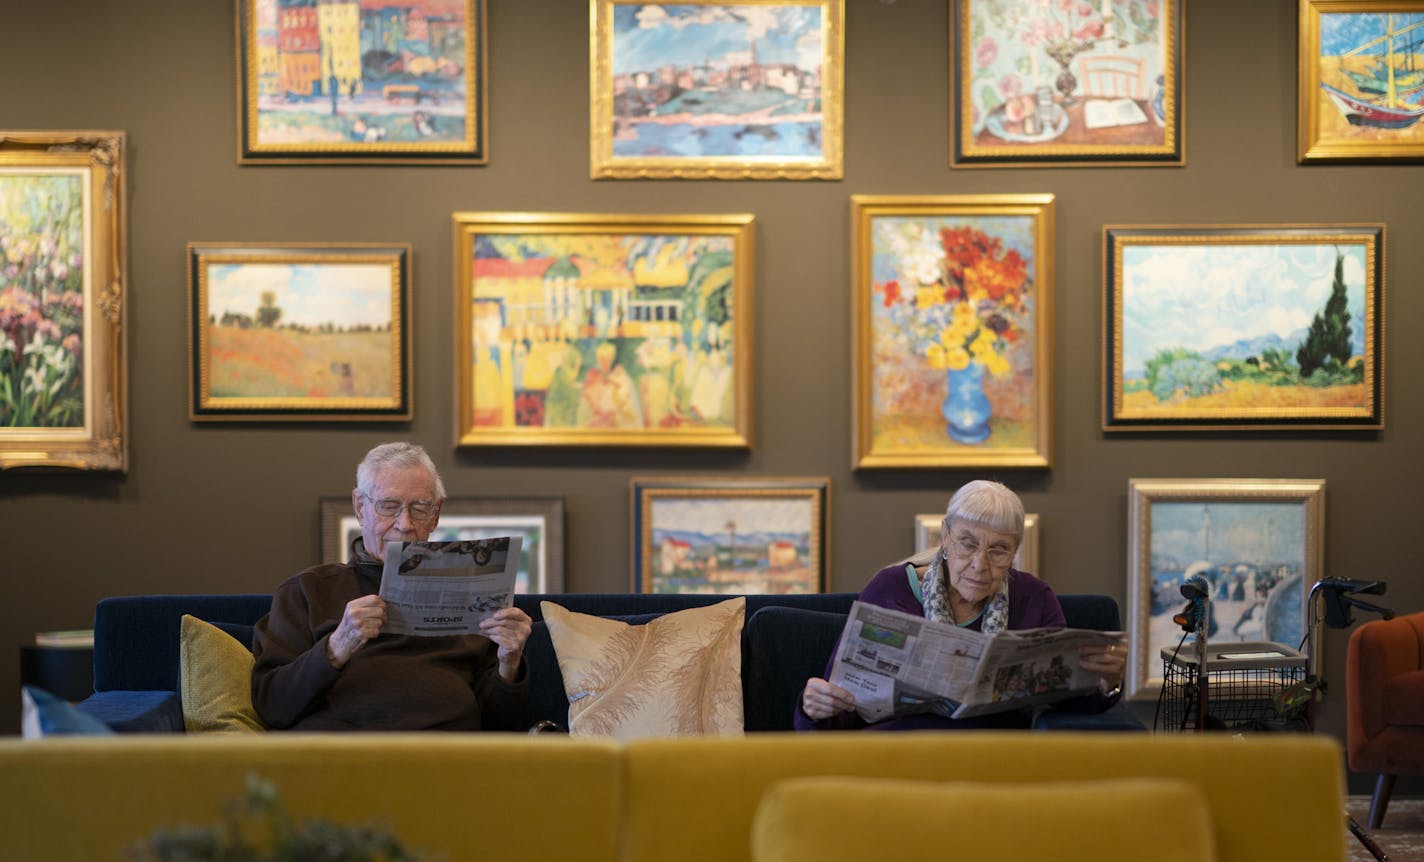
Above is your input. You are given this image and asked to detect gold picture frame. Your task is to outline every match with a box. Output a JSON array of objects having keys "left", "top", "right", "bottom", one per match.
[
  {"left": 0, "top": 131, "right": 127, "bottom": 471},
  {"left": 915, "top": 511, "right": 1039, "bottom": 577},
  {"left": 590, "top": 0, "right": 845, "bottom": 180},
  {"left": 453, "top": 212, "right": 753, "bottom": 448}
]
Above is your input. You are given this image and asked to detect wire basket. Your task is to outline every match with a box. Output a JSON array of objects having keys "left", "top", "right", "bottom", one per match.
[{"left": 1155, "top": 640, "right": 1308, "bottom": 733}]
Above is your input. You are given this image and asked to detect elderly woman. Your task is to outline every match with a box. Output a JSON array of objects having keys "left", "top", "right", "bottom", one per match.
[{"left": 795, "top": 480, "right": 1125, "bottom": 730}]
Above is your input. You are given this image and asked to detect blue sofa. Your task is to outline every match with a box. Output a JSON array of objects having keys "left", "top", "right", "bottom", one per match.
[{"left": 77, "top": 592, "right": 1145, "bottom": 733}]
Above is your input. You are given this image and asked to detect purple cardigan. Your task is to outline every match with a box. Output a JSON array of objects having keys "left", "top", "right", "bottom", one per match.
[{"left": 793, "top": 563, "right": 1070, "bottom": 731}]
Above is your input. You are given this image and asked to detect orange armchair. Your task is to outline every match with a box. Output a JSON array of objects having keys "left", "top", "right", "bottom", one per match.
[{"left": 1347, "top": 611, "right": 1424, "bottom": 827}]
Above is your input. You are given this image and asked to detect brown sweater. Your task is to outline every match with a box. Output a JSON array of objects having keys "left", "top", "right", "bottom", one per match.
[{"left": 251, "top": 551, "right": 528, "bottom": 731}]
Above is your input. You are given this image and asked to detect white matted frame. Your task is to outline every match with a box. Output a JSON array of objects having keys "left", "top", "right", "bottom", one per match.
[{"left": 915, "top": 512, "right": 1039, "bottom": 577}]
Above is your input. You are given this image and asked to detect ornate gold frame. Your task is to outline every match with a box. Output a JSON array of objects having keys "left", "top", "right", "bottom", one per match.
[{"left": 916, "top": 511, "right": 1039, "bottom": 577}]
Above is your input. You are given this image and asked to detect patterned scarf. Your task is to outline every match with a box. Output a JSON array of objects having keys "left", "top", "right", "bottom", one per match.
[{"left": 919, "top": 552, "right": 1010, "bottom": 634}]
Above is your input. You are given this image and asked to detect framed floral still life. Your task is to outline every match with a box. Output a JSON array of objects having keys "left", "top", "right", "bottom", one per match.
[
  {"left": 1299, "top": 1, "right": 1424, "bottom": 162},
  {"left": 188, "top": 242, "right": 412, "bottom": 421},
  {"left": 852, "top": 195, "right": 1053, "bottom": 470},
  {"left": 1125, "top": 478, "right": 1325, "bottom": 698},
  {"left": 237, "top": 0, "right": 487, "bottom": 164},
  {"left": 952, "top": 0, "right": 1183, "bottom": 167},
  {"left": 916, "top": 511, "right": 1039, "bottom": 577},
  {"left": 321, "top": 496, "right": 565, "bottom": 594},
  {"left": 454, "top": 212, "right": 753, "bottom": 448},
  {"left": 590, "top": 0, "right": 845, "bottom": 179},
  {"left": 0, "top": 131, "right": 127, "bottom": 472},
  {"left": 631, "top": 476, "right": 828, "bottom": 594},
  {"left": 1103, "top": 225, "right": 1384, "bottom": 431}
]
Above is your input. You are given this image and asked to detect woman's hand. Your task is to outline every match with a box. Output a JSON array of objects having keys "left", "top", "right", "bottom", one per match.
[
  {"left": 801, "top": 677, "right": 857, "bottom": 721},
  {"left": 1077, "top": 637, "right": 1127, "bottom": 694}
]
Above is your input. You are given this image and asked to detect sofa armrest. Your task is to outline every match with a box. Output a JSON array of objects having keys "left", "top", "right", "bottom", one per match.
[{"left": 76, "top": 691, "right": 185, "bottom": 733}]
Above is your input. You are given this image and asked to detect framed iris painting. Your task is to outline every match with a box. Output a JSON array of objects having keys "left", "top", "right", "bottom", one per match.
[
  {"left": 631, "top": 476, "right": 828, "bottom": 594},
  {"left": 1299, "top": 1, "right": 1424, "bottom": 162},
  {"left": 916, "top": 511, "right": 1039, "bottom": 577},
  {"left": 453, "top": 212, "right": 753, "bottom": 448},
  {"left": 590, "top": 0, "right": 845, "bottom": 179},
  {"left": 951, "top": 0, "right": 1183, "bottom": 167},
  {"left": 852, "top": 195, "right": 1053, "bottom": 469},
  {"left": 0, "top": 131, "right": 127, "bottom": 472},
  {"left": 237, "top": 0, "right": 487, "bottom": 164},
  {"left": 1125, "top": 478, "right": 1325, "bottom": 698},
  {"left": 188, "top": 242, "right": 412, "bottom": 421},
  {"left": 1103, "top": 225, "right": 1384, "bottom": 430}
]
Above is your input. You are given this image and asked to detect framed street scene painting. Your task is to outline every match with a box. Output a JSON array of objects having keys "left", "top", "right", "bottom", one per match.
[
  {"left": 916, "top": 511, "right": 1039, "bottom": 577},
  {"left": 590, "top": 0, "right": 845, "bottom": 179},
  {"left": 1103, "top": 224, "right": 1384, "bottom": 430},
  {"left": 1299, "top": 1, "right": 1424, "bottom": 162},
  {"left": 852, "top": 194, "right": 1053, "bottom": 469},
  {"left": 237, "top": 0, "right": 487, "bottom": 164},
  {"left": 454, "top": 212, "right": 753, "bottom": 448},
  {"left": 952, "top": 0, "right": 1183, "bottom": 166},
  {"left": 631, "top": 476, "right": 828, "bottom": 594},
  {"left": 188, "top": 242, "right": 412, "bottom": 421},
  {"left": 0, "top": 131, "right": 127, "bottom": 471}
]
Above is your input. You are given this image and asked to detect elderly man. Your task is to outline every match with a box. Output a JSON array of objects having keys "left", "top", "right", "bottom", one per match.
[{"left": 252, "top": 442, "right": 532, "bottom": 731}]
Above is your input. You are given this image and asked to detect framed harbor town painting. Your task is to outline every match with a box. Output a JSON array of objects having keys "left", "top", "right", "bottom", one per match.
[
  {"left": 1299, "top": 1, "right": 1424, "bottom": 162},
  {"left": 237, "top": 0, "right": 487, "bottom": 164},
  {"left": 0, "top": 131, "right": 127, "bottom": 472},
  {"left": 916, "top": 511, "right": 1040, "bottom": 577},
  {"left": 1125, "top": 478, "right": 1324, "bottom": 698},
  {"left": 631, "top": 476, "right": 828, "bottom": 594},
  {"left": 1103, "top": 225, "right": 1384, "bottom": 430},
  {"left": 951, "top": 0, "right": 1183, "bottom": 167},
  {"left": 852, "top": 195, "right": 1053, "bottom": 469},
  {"left": 590, "top": 0, "right": 845, "bottom": 179},
  {"left": 454, "top": 212, "right": 753, "bottom": 448},
  {"left": 188, "top": 242, "right": 412, "bottom": 421}
]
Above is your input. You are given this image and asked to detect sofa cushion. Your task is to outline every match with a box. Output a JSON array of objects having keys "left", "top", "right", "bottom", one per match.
[
  {"left": 93, "top": 594, "right": 273, "bottom": 692},
  {"left": 543, "top": 598, "right": 744, "bottom": 739},
  {"left": 21, "top": 685, "right": 115, "bottom": 738},
  {"left": 178, "top": 615, "right": 265, "bottom": 733},
  {"left": 76, "top": 690, "right": 185, "bottom": 732},
  {"left": 742, "top": 607, "right": 846, "bottom": 731},
  {"left": 751, "top": 775, "right": 1216, "bottom": 862}
]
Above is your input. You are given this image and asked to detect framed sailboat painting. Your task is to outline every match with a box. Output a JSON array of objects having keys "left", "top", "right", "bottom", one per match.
[{"left": 1299, "top": 1, "right": 1424, "bottom": 162}]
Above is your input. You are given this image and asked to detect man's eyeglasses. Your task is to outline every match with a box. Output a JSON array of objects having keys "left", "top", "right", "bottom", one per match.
[
  {"left": 946, "top": 535, "right": 1015, "bottom": 567},
  {"left": 365, "top": 496, "right": 438, "bottom": 521}
]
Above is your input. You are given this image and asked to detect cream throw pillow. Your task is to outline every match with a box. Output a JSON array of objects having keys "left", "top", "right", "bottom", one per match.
[
  {"left": 542, "top": 597, "right": 745, "bottom": 739},
  {"left": 178, "top": 614, "right": 265, "bottom": 733}
]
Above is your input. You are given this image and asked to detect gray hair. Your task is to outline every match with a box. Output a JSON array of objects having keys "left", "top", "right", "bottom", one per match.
[
  {"left": 355, "top": 441, "right": 446, "bottom": 501},
  {"left": 897, "top": 480, "right": 1024, "bottom": 568}
]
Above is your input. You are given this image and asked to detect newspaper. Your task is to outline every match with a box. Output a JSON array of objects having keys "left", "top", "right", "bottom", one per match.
[
  {"left": 378, "top": 537, "right": 522, "bottom": 636},
  {"left": 827, "top": 600, "right": 1121, "bottom": 721}
]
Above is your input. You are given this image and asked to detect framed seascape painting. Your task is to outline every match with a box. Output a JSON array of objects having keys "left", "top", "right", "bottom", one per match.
[
  {"left": 188, "top": 242, "right": 412, "bottom": 421},
  {"left": 1125, "top": 478, "right": 1325, "bottom": 698},
  {"left": 0, "top": 131, "right": 127, "bottom": 472},
  {"left": 1299, "top": 1, "right": 1424, "bottom": 162},
  {"left": 951, "top": 0, "right": 1183, "bottom": 167},
  {"left": 631, "top": 477, "right": 828, "bottom": 594},
  {"left": 237, "top": 0, "right": 487, "bottom": 164},
  {"left": 321, "top": 496, "right": 565, "bottom": 593},
  {"left": 1103, "top": 225, "right": 1384, "bottom": 431},
  {"left": 590, "top": 0, "right": 845, "bottom": 179},
  {"left": 852, "top": 195, "right": 1053, "bottom": 469},
  {"left": 454, "top": 212, "right": 753, "bottom": 448},
  {"left": 916, "top": 511, "right": 1039, "bottom": 577}
]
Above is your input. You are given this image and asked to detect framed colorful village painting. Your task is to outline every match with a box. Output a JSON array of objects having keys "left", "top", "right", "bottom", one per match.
[
  {"left": 0, "top": 131, "right": 127, "bottom": 472},
  {"left": 237, "top": 0, "right": 487, "bottom": 164},
  {"left": 1299, "top": 1, "right": 1424, "bottom": 162},
  {"left": 454, "top": 212, "right": 753, "bottom": 448},
  {"left": 590, "top": 0, "right": 845, "bottom": 179},
  {"left": 852, "top": 195, "right": 1053, "bottom": 469},
  {"left": 1102, "top": 225, "right": 1384, "bottom": 430}
]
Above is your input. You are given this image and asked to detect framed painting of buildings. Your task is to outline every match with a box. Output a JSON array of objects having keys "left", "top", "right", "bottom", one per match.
[
  {"left": 951, "top": 0, "right": 1183, "bottom": 167},
  {"left": 590, "top": 0, "right": 845, "bottom": 179},
  {"left": 1103, "top": 224, "right": 1384, "bottom": 430},
  {"left": 631, "top": 476, "right": 828, "bottom": 594},
  {"left": 1125, "top": 478, "right": 1325, "bottom": 698},
  {"left": 188, "top": 242, "right": 412, "bottom": 421},
  {"left": 852, "top": 194, "right": 1053, "bottom": 469},
  {"left": 0, "top": 131, "right": 127, "bottom": 472},
  {"left": 453, "top": 212, "right": 753, "bottom": 448},
  {"left": 1299, "top": 1, "right": 1424, "bottom": 162},
  {"left": 916, "top": 511, "right": 1039, "bottom": 577},
  {"left": 237, "top": 0, "right": 487, "bottom": 164}
]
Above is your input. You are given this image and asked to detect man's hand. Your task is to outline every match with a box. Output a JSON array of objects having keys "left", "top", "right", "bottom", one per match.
[
  {"left": 480, "top": 607, "right": 532, "bottom": 683},
  {"left": 328, "top": 595, "right": 387, "bottom": 669}
]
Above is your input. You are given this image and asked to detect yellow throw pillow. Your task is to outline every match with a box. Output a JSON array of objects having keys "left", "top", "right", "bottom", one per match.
[
  {"left": 178, "top": 614, "right": 265, "bottom": 733},
  {"left": 541, "top": 597, "right": 745, "bottom": 739}
]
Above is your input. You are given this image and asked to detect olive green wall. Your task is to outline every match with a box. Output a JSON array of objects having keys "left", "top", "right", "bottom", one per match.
[{"left": 1, "top": 0, "right": 1418, "bottom": 777}]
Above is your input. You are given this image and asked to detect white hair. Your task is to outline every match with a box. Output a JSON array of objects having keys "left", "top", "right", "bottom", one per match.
[
  {"left": 897, "top": 480, "right": 1024, "bottom": 568},
  {"left": 355, "top": 441, "right": 446, "bottom": 501}
]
